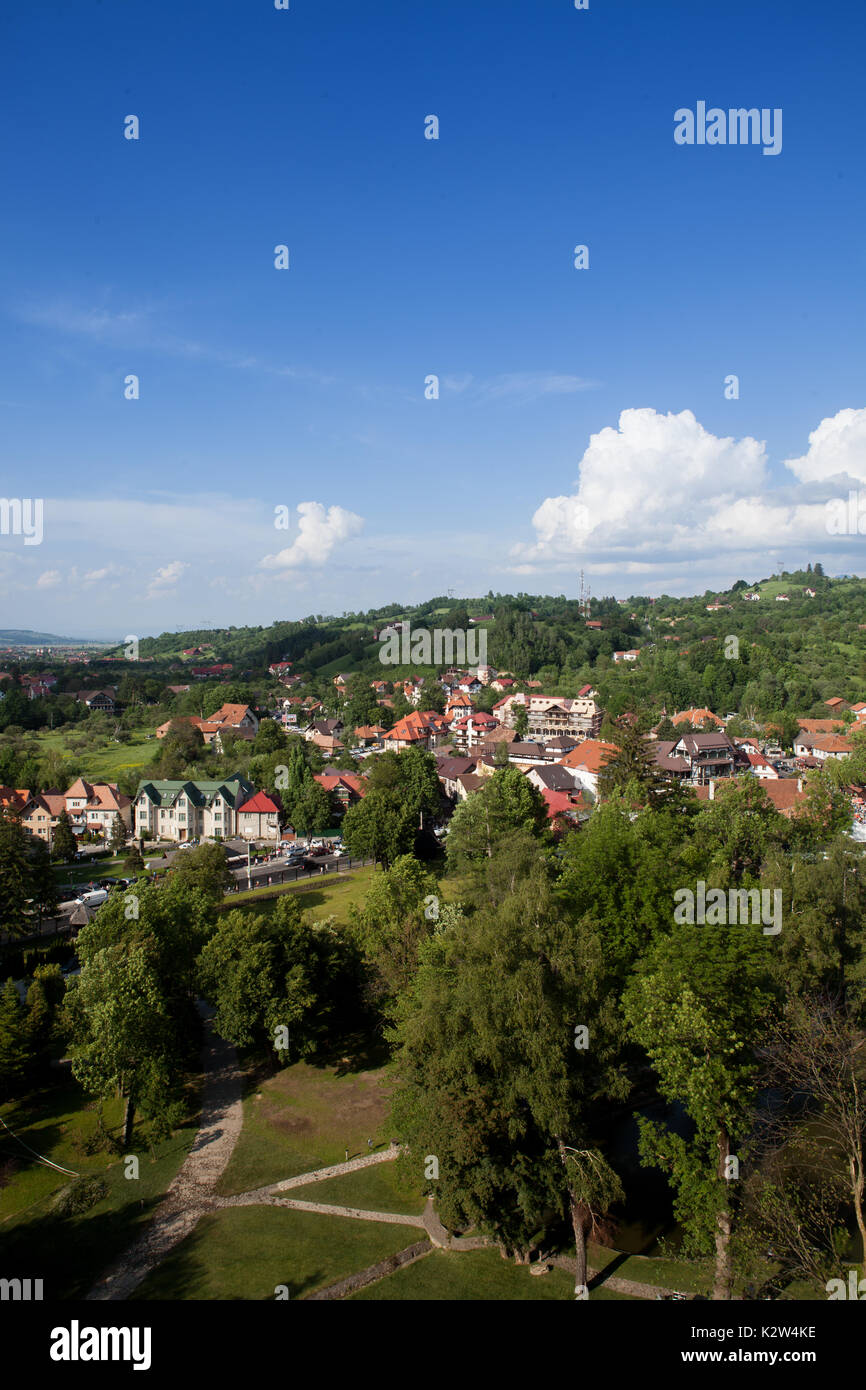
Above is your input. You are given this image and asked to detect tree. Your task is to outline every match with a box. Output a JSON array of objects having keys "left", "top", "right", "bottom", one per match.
[
  {"left": 291, "top": 777, "right": 332, "bottom": 837},
  {"left": 0, "top": 813, "right": 32, "bottom": 935},
  {"left": 623, "top": 928, "right": 774, "bottom": 1299},
  {"left": 596, "top": 720, "right": 666, "bottom": 807},
  {"left": 51, "top": 810, "right": 77, "bottom": 864},
  {"left": 198, "top": 894, "right": 361, "bottom": 1061},
  {"left": 124, "top": 844, "right": 146, "bottom": 876},
  {"left": 367, "top": 748, "right": 441, "bottom": 827},
  {"left": 342, "top": 789, "right": 416, "bottom": 868},
  {"left": 0, "top": 978, "right": 28, "bottom": 1092},
  {"left": 445, "top": 767, "right": 548, "bottom": 872},
  {"left": 109, "top": 816, "right": 128, "bottom": 855},
  {"left": 64, "top": 880, "right": 212, "bottom": 1145},
  {"left": 64, "top": 941, "right": 175, "bottom": 1146},
  {"left": 253, "top": 719, "right": 288, "bottom": 755},
  {"left": 391, "top": 860, "right": 627, "bottom": 1274},
  {"left": 513, "top": 705, "right": 529, "bottom": 739},
  {"left": 752, "top": 995, "right": 866, "bottom": 1281},
  {"left": 350, "top": 855, "right": 439, "bottom": 1014},
  {"left": 29, "top": 837, "right": 59, "bottom": 925},
  {"left": 170, "top": 842, "right": 233, "bottom": 902}
]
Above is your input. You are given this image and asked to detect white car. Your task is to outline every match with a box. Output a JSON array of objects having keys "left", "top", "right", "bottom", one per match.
[{"left": 76, "top": 889, "right": 109, "bottom": 907}]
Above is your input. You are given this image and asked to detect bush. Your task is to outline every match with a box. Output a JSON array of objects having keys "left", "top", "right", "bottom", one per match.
[{"left": 53, "top": 1177, "right": 109, "bottom": 1217}]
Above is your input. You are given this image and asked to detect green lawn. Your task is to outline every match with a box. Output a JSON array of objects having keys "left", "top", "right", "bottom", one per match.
[
  {"left": 289, "top": 1158, "right": 426, "bottom": 1215},
  {"left": 0, "top": 1071, "right": 199, "bottom": 1299},
  {"left": 224, "top": 866, "right": 377, "bottom": 925},
  {"left": 135, "top": 1206, "right": 424, "bottom": 1300},
  {"left": 31, "top": 730, "right": 157, "bottom": 782},
  {"left": 216, "top": 1056, "right": 394, "bottom": 1197},
  {"left": 349, "top": 1247, "right": 612, "bottom": 1300}
]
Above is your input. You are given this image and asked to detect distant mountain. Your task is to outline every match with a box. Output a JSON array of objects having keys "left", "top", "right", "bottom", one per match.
[{"left": 0, "top": 629, "right": 111, "bottom": 647}]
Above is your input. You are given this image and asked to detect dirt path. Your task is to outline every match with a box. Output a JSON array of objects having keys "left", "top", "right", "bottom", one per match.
[{"left": 86, "top": 1015, "right": 243, "bottom": 1301}]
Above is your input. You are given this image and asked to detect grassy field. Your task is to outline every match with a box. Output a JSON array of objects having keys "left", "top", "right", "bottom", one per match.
[
  {"left": 0, "top": 1071, "right": 199, "bottom": 1299},
  {"left": 289, "top": 1158, "right": 426, "bottom": 1215},
  {"left": 34, "top": 730, "right": 156, "bottom": 782},
  {"left": 223, "top": 866, "right": 377, "bottom": 924},
  {"left": 135, "top": 1206, "right": 425, "bottom": 1300},
  {"left": 216, "top": 1054, "right": 395, "bottom": 1197},
  {"left": 349, "top": 1247, "right": 634, "bottom": 1301}
]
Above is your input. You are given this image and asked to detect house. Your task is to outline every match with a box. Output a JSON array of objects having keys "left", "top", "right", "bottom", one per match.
[
  {"left": 0, "top": 786, "right": 33, "bottom": 815},
  {"left": 75, "top": 688, "right": 118, "bottom": 714},
  {"left": 556, "top": 739, "right": 618, "bottom": 795},
  {"left": 506, "top": 741, "right": 550, "bottom": 765},
  {"left": 526, "top": 765, "right": 579, "bottom": 795},
  {"left": 205, "top": 703, "right": 260, "bottom": 737},
  {"left": 695, "top": 777, "right": 807, "bottom": 819},
  {"left": 825, "top": 697, "right": 849, "bottom": 712},
  {"left": 794, "top": 732, "right": 854, "bottom": 762},
  {"left": 671, "top": 732, "right": 740, "bottom": 783},
  {"left": 435, "top": 755, "right": 478, "bottom": 800},
  {"left": 585, "top": 620, "right": 603, "bottom": 630},
  {"left": 167, "top": 684, "right": 191, "bottom": 695},
  {"left": 745, "top": 750, "right": 780, "bottom": 779},
  {"left": 370, "top": 680, "right": 389, "bottom": 694},
  {"left": 304, "top": 717, "right": 344, "bottom": 742},
  {"left": 353, "top": 724, "right": 388, "bottom": 747},
  {"left": 190, "top": 664, "right": 233, "bottom": 679},
  {"left": 796, "top": 718, "right": 846, "bottom": 735},
  {"left": 613, "top": 650, "right": 640, "bottom": 663},
  {"left": 490, "top": 677, "right": 515, "bottom": 692},
  {"left": 539, "top": 787, "right": 588, "bottom": 829},
  {"left": 742, "top": 592, "right": 761, "bottom": 601},
  {"left": 476, "top": 666, "right": 498, "bottom": 685},
  {"left": 20, "top": 791, "right": 67, "bottom": 843},
  {"left": 651, "top": 741, "right": 691, "bottom": 780},
  {"left": 804, "top": 588, "right": 817, "bottom": 598},
  {"left": 134, "top": 776, "right": 255, "bottom": 842},
  {"left": 61, "top": 778, "right": 133, "bottom": 839},
  {"left": 450, "top": 712, "right": 499, "bottom": 750},
  {"left": 542, "top": 734, "right": 579, "bottom": 758},
  {"left": 313, "top": 772, "right": 367, "bottom": 812},
  {"left": 445, "top": 692, "right": 475, "bottom": 721},
  {"left": 671, "top": 707, "right": 726, "bottom": 731},
  {"left": 268, "top": 661, "right": 293, "bottom": 676},
  {"left": 236, "top": 791, "right": 282, "bottom": 842},
  {"left": 775, "top": 594, "right": 790, "bottom": 602},
  {"left": 383, "top": 711, "right": 449, "bottom": 752}
]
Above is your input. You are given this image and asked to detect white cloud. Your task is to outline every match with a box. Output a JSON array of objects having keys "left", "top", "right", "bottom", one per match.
[
  {"left": 513, "top": 404, "right": 866, "bottom": 580},
  {"left": 260, "top": 501, "right": 364, "bottom": 571},
  {"left": 783, "top": 407, "right": 866, "bottom": 485},
  {"left": 36, "top": 570, "right": 62, "bottom": 588},
  {"left": 146, "top": 561, "right": 189, "bottom": 597},
  {"left": 514, "top": 408, "right": 767, "bottom": 563}
]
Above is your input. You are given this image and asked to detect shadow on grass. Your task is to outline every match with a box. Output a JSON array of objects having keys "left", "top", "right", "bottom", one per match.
[{"left": 0, "top": 1197, "right": 166, "bottom": 1301}]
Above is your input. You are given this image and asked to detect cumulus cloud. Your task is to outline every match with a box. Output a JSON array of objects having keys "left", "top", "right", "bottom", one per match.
[
  {"left": 146, "top": 560, "right": 188, "bottom": 597},
  {"left": 36, "top": 570, "right": 61, "bottom": 588},
  {"left": 260, "top": 501, "right": 364, "bottom": 570},
  {"left": 513, "top": 405, "right": 866, "bottom": 577},
  {"left": 783, "top": 407, "right": 866, "bottom": 485}
]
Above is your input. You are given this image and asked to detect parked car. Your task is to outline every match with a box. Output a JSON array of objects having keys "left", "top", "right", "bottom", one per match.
[{"left": 75, "top": 889, "right": 109, "bottom": 907}]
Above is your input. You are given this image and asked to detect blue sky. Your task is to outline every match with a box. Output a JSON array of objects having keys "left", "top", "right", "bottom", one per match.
[{"left": 2, "top": 0, "right": 865, "bottom": 638}]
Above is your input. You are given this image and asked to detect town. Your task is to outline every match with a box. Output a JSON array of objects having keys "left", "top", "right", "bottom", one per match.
[{"left": 3, "top": 569, "right": 866, "bottom": 1308}]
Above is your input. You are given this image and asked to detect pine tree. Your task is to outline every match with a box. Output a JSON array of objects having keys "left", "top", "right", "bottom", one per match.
[
  {"left": 51, "top": 810, "right": 77, "bottom": 863},
  {"left": 109, "top": 816, "right": 128, "bottom": 855}
]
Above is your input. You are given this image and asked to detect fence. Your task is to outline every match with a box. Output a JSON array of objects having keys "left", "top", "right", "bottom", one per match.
[{"left": 223, "top": 856, "right": 375, "bottom": 896}]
